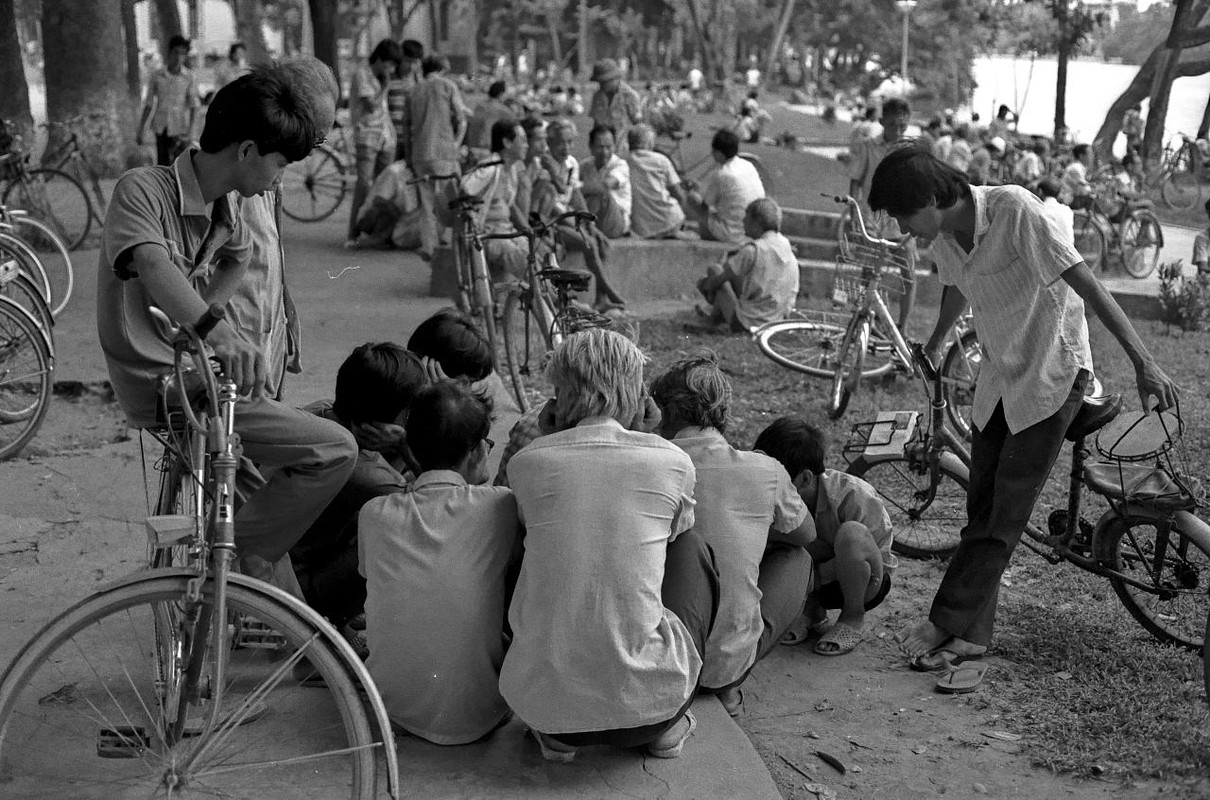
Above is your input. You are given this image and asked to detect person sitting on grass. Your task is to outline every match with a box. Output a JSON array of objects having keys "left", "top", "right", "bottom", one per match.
[
  {"left": 651, "top": 355, "right": 814, "bottom": 716},
  {"left": 695, "top": 198, "right": 798, "bottom": 333},
  {"left": 685, "top": 128, "right": 766, "bottom": 244},
  {"left": 625, "top": 123, "right": 687, "bottom": 239},
  {"left": 753, "top": 417, "right": 894, "bottom": 657},
  {"left": 358, "top": 380, "right": 520, "bottom": 745},
  {"left": 580, "top": 123, "right": 632, "bottom": 239}
]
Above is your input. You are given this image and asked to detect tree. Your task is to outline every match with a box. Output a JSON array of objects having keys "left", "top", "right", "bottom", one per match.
[
  {"left": 42, "top": 0, "right": 134, "bottom": 175},
  {"left": 0, "top": 0, "right": 32, "bottom": 144},
  {"left": 152, "top": 0, "right": 184, "bottom": 45},
  {"left": 1142, "top": 0, "right": 1210, "bottom": 166},
  {"left": 309, "top": 0, "right": 340, "bottom": 95},
  {"left": 229, "top": 0, "right": 271, "bottom": 63},
  {"left": 1097, "top": 4, "right": 1175, "bottom": 64}
]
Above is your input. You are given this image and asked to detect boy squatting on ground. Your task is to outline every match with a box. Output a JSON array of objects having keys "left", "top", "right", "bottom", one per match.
[
  {"left": 650, "top": 356, "right": 815, "bottom": 716},
  {"left": 695, "top": 198, "right": 799, "bottom": 333},
  {"left": 359, "top": 380, "right": 520, "bottom": 746},
  {"left": 97, "top": 64, "right": 357, "bottom": 596},
  {"left": 754, "top": 418, "right": 895, "bottom": 657}
]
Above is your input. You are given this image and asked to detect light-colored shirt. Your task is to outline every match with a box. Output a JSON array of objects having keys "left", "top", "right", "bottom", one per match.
[
  {"left": 350, "top": 65, "right": 395, "bottom": 151},
  {"left": 703, "top": 156, "right": 765, "bottom": 244},
  {"left": 1042, "top": 196, "right": 1075, "bottom": 245},
  {"left": 403, "top": 72, "right": 465, "bottom": 168},
  {"left": 97, "top": 150, "right": 251, "bottom": 427},
  {"left": 931, "top": 185, "right": 1092, "bottom": 434},
  {"left": 688, "top": 68, "right": 703, "bottom": 91},
  {"left": 672, "top": 428, "right": 809, "bottom": 689},
  {"left": 728, "top": 230, "right": 800, "bottom": 330},
  {"left": 625, "top": 149, "right": 683, "bottom": 238},
  {"left": 1193, "top": 229, "right": 1210, "bottom": 268},
  {"left": 387, "top": 71, "right": 421, "bottom": 146},
  {"left": 580, "top": 153, "right": 632, "bottom": 230},
  {"left": 144, "top": 67, "right": 198, "bottom": 137},
  {"left": 1062, "top": 161, "right": 1090, "bottom": 199},
  {"left": 549, "top": 154, "right": 581, "bottom": 214},
  {"left": 461, "top": 157, "right": 519, "bottom": 234},
  {"left": 1013, "top": 151, "right": 1043, "bottom": 185},
  {"left": 946, "top": 139, "right": 973, "bottom": 173},
  {"left": 500, "top": 417, "right": 701, "bottom": 734},
  {"left": 588, "top": 82, "right": 644, "bottom": 152},
  {"left": 358, "top": 470, "right": 519, "bottom": 745},
  {"left": 811, "top": 469, "right": 894, "bottom": 571}
]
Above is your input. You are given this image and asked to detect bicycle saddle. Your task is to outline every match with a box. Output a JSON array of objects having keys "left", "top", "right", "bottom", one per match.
[
  {"left": 539, "top": 268, "right": 593, "bottom": 291},
  {"left": 1082, "top": 461, "right": 1200, "bottom": 511},
  {"left": 1064, "top": 393, "right": 1123, "bottom": 442}
]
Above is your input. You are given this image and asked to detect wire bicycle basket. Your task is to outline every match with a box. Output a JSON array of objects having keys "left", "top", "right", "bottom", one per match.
[{"left": 1084, "top": 402, "right": 1205, "bottom": 512}]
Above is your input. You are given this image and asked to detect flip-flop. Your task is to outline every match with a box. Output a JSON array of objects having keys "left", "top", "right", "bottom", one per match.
[
  {"left": 935, "top": 660, "right": 990, "bottom": 694},
  {"left": 813, "top": 621, "right": 863, "bottom": 656},
  {"left": 910, "top": 646, "right": 985, "bottom": 672},
  {"left": 779, "top": 616, "right": 831, "bottom": 647}
]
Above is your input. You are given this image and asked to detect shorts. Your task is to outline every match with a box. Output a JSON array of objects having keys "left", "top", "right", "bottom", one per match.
[{"left": 814, "top": 571, "right": 892, "bottom": 612}]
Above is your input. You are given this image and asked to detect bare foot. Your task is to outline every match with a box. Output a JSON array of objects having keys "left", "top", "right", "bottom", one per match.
[{"left": 898, "top": 620, "right": 950, "bottom": 658}]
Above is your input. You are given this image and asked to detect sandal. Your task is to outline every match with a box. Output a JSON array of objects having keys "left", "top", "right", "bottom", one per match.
[
  {"left": 529, "top": 729, "right": 577, "bottom": 763},
  {"left": 910, "top": 646, "right": 984, "bottom": 673},
  {"left": 779, "top": 613, "right": 831, "bottom": 646},
  {"left": 936, "top": 661, "right": 990, "bottom": 694},
  {"left": 647, "top": 710, "right": 697, "bottom": 759},
  {"left": 813, "top": 621, "right": 863, "bottom": 656}
]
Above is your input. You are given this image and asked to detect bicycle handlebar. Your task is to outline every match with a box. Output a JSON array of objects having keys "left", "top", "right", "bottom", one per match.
[
  {"left": 150, "top": 304, "right": 229, "bottom": 433},
  {"left": 479, "top": 211, "right": 596, "bottom": 244},
  {"left": 822, "top": 193, "right": 906, "bottom": 249}
]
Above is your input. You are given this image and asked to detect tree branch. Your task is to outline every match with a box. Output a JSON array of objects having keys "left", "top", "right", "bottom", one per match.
[{"left": 1177, "top": 25, "right": 1210, "bottom": 49}]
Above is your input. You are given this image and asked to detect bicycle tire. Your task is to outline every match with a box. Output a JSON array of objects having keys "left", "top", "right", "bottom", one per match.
[
  {"left": 2, "top": 167, "right": 92, "bottom": 250},
  {"left": 0, "top": 574, "right": 380, "bottom": 799},
  {"left": 1119, "top": 210, "right": 1163, "bottom": 279},
  {"left": 739, "top": 152, "right": 775, "bottom": 198},
  {"left": 281, "top": 145, "right": 347, "bottom": 222},
  {"left": 452, "top": 232, "right": 474, "bottom": 314},
  {"left": 0, "top": 270, "right": 54, "bottom": 344},
  {"left": 847, "top": 453, "right": 968, "bottom": 559},
  {"left": 0, "top": 229, "right": 52, "bottom": 306},
  {"left": 2, "top": 211, "right": 73, "bottom": 316},
  {"left": 1204, "top": 605, "right": 1210, "bottom": 705},
  {"left": 0, "top": 296, "right": 53, "bottom": 458},
  {"left": 941, "top": 330, "right": 980, "bottom": 441},
  {"left": 501, "top": 287, "right": 556, "bottom": 413},
  {"left": 1160, "top": 170, "right": 1200, "bottom": 212},
  {"left": 1094, "top": 513, "right": 1210, "bottom": 651},
  {"left": 754, "top": 319, "right": 895, "bottom": 380},
  {"left": 469, "top": 246, "right": 499, "bottom": 368},
  {"left": 1073, "top": 210, "right": 1106, "bottom": 273},
  {"left": 828, "top": 316, "right": 867, "bottom": 420}
]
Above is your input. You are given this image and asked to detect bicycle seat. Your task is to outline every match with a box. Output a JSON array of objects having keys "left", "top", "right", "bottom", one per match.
[
  {"left": 667, "top": 130, "right": 688, "bottom": 141},
  {"left": 539, "top": 268, "right": 593, "bottom": 292},
  {"left": 1082, "top": 461, "right": 1200, "bottom": 511},
  {"left": 1064, "top": 393, "right": 1123, "bottom": 442}
]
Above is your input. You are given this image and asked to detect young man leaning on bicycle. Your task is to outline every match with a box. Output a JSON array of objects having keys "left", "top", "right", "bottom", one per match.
[
  {"left": 871, "top": 145, "right": 1177, "bottom": 690},
  {"left": 97, "top": 63, "right": 357, "bottom": 598}
]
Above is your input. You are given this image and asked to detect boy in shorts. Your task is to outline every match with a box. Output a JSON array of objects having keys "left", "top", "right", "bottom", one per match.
[{"left": 754, "top": 417, "right": 894, "bottom": 656}]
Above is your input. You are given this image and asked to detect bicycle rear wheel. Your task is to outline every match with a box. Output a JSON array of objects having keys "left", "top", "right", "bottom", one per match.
[
  {"left": 281, "top": 145, "right": 346, "bottom": 222},
  {"left": 0, "top": 296, "right": 53, "bottom": 459},
  {"left": 501, "top": 287, "right": 556, "bottom": 413},
  {"left": 1119, "top": 210, "right": 1162, "bottom": 279},
  {"left": 0, "top": 575, "right": 381, "bottom": 799},
  {"left": 2, "top": 211, "right": 73, "bottom": 316},
  {"left": 1073, "top": 211, "right": 1105, "bottom": 273},
  {"left": 847, "top": 453, "right": 967, "bottom": 559},
  {"left": 0, "top": 229, "right": 52, "bottom": 306},
  {"left": 0, "top": 270, "right": 54, "bottom": 344},
  {"left": 941, "top": 331, "right": 980, "bottom": 441},
  {"left": 1095, "top": 514, "right": 1209, "bottom": 651},
  {"left": 1160, "top": 170, "right": 1200, "bottom": 211},
  {"left": 2, "top": 167, "right": 92, "bottom": 250},
  {"left": 754, "top": 319, "right": 895, "bottom": 380}
]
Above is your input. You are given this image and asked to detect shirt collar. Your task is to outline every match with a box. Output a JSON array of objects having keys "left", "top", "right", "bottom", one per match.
[
  {"left": 970, "top": 185, "right": 990, "bottom": 239},
  {"left": 412, "top": 469, "right": 468, "bottom": 489},
  {"left": 172, "top": 149, "right": 209, "bottom": 218},
  {"left": 672, "top": 426, "right": 725, "bottom": 442},
  {"left": 575, "top": 415, "right": 624, "bottom": 430}
]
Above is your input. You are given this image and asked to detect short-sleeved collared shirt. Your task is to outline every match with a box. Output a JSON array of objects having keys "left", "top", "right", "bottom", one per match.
[
  {"left": 1062, "top": 161, "right": 1090, "bottom": 199},
  {"left": 588, "top": 82, "right": 644, "bottom": 151},
  {"left": 461, "top": 157, "right": 519, "bottom": 234},
  {"left": 403, "top": 73, "right": 465, "bottom": 168},
  {"left": 350, "top": 65, "right": 395, "bottom": 151},
  {"left": 500, "top": 417, "right": 701, "bottom": 734},
  {"left": 144, "top": 67, "right": 198, "bottom": 137},
  {"left": 672, "top": 428, "right": 808, "bottom": 688},
  {"left": 729, "top": 230, "right": 799, "bottom": 330},
  {"left": 386, "top": 72, "right": 420, "bottom": 144},
  {"left": 1192, "top": 228, "right": 1210, "bottom": 268},
  {"left": 1013, "top": 151, "right": 1043, "bottom": 184},
  {"left": 932, "top": 185, "right": 1092, "bottom": 434},
  {"left": 549, "top": 154, "right": 581, "bottom": 214},
  {"left": 97, "top": 150, "right": 252, "bottom": 427},
  {"left": 626, "top": 149, "right": 684, "bottom": 238},
  {"left": 811, "top": 469, "right": 894, "bottom": 570},
  {"left": 580, "top": 153, "right": 631, "bottom": 226},
  {"left": 703, "top": 156, "right": 765, "bottom": 244},
  {"left": 1042, "top": 197, "right": 1075, "bottom": 245},
  {"left": 359, "top": 470, "right": 518, "bottom": 745}
]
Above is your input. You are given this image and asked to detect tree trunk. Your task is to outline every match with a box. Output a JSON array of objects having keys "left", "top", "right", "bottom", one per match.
[
  {"left": 153, "top": 0, "right": 183, "bottom": 45},
  {"left": 683, "top": 0, "right": 719, "bottom": 84},
  {"left": 0, "top": 0, "right": 32, "bottom": 144},
  {"left": 120, "top": 0, "right": 142, "bottom": 102},
  {"left": 1143, "top": 0, "right": 1194, "bottom": 167},
  {"left": 308, "top": 0, "right": 340, "bottom": 96},
  {"left": 764, "top": 0, "right": 796, "bottom": 86},
  {"left": 42, "top": 0, "right": 134, "bottom": 176},
  {"left": 229, "top": 0, "right": 271, "bottom": 64},
  {"left": 1054, "top": 0, "right": 1069, "bottom": 140},
  {"left": 545, "top": 8, "right": 562, "bottom": 66},
  {"left": 1199, "top": 93, "right": 1210, "bottom": 140}
]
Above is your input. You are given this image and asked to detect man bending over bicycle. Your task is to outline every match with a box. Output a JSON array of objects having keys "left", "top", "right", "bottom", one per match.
[
  {"left": 97, "top": 65, "right": 357, "bottom": 596},
  {"left": 870, "top": 145, "right": 1176, "bottom": 684}
]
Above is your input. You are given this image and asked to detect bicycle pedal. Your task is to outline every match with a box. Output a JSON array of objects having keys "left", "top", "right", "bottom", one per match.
[
  {"left": 145, "top": 514, "right": 197, "bottom": 548},
  {"left": 97, "top": 726, "right": 151, "bottom": 758},
  {"left": 233, "top": 618, "right": 288, "bottom": 650}
]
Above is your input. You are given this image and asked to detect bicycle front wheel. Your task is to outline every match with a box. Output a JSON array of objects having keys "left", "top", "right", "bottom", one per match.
[
  {"left": 1095, "top": 514, "right": 1210, "bottom": 651},
  {"left": 0, "top": 296, "right": 53, "bottom": 458},
  {"left": 501, "top": 287, "right": 556, "bottom": 413},
  {"left": 2, "top": 167, "right": 92, "bottom": 250},
  {"left": 0, "top": 270, "right": 54, "bottom": 344},
  {"left": 281, "top": 145, "right": 346, "bottom": 222},
  {"left": 828, "top": 317, "right": 868, "bottom": 419},
  {"left": 1119, "top": 210, "right": 1163, "bottom": 279},
  {"left": 1160, "top": 170, "right": 1201, "bottom": 211},
  {"left": 754, "top": 319, "right": 895, "bottom": 380},
  {"left": 941, "top": 330, "right": 980, "bottom": 441},
  {"left": 0, "top": 575, "right": 381, "bottom": 799},
  {"left": 1073, "top": 211, "right": 1105, "bottom": 273},
  {"left": 847, "top": 453, "right": 967, "bottom": 559},
  {"left": 2, "top": 212, "right": 73, "bottom": 316}
]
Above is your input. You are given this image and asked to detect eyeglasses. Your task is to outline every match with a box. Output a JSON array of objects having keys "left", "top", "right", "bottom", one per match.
[{"left": 485, "top": 437, "right": 496, "bottom": 452}]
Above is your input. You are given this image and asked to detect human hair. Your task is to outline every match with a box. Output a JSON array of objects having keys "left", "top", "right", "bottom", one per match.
[
  {"left": 868, "top": 143, "right": 970, "bottom": 218},
  {"left": 1032, "top": 140, "right": 1047, "bottom": 156},
  {"left": 548, "top": 117, "right": 576, "bottom": 141},
  {"left": 997, "top": 104, "right": 1010, "bottom": 117},
  {"left": 547, "top": 328, "right": 646, "bottom": 426},
  {"left": 405, "top": 381, "right": 493, "bottom": 472},
  {"left": 401, "top": 39, "right": 424, "bottom": 60},
  {"left": 488, "top": 80, "right": 506, "bottom": 99},
  {"left": 1037, "top": 176, "right": 1062, "bottom": 199},
  {"left": 881, "top": 97, "right": 910, "bottom": 119},
  {"left": 589, "top": 123, "right": 616, "bottom": 147},
  {"left": 863, "top": 107, "right": 878, "bottom": 121},
  {"left": 369, "top": 39, "right": 403, "bottom": 68},
  {"left": 333, "top": 342, "right": 429, "bottom": 425},
  {"left": 228, "top": 42, "right": 245, "bottom": 60},
  {"left": 650, "top": 353, "right": 731, "bottom": 433},
  {"left": 490, "top": 118, "right": 520, "bottom": 153},
  {"left": 627, "top": 123, "right": 654, "bottom": 151},
  {"left": 746, "top": 197, "right": 781, "bottom": 233},
  {"left": 200, "top": 68, "right": 320, "bottom": 162},
  {"left": 1072, "top": 144, "right": 1089, "bottom": 160},
  {"left": 520, "top": 115, "right": 546, "bottom": 141},
  {"left": 753, "top": 417, "right": 826, "bottom": 478},
  {"left": 407, "top": 307, "right": 493, "bottom": 381},
  {"left": 277, "top": 55, "right": 339, "bottom": 133},
  {"left": 421, "top": 54, "right": 447, "bottom": 75},
  {"left": 711, "top": 128, "right": 739, "bottom": 159}
]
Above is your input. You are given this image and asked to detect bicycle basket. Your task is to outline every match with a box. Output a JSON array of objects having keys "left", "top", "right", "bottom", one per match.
[
  {"left": 1095, "top": 407, "right": 1183, "bottom": 462},
  {"left": 1086, "top": 404, "right": 1204, "bottom": 511},
  {"left": 832, "top": 228, "right": 913, "bottom": 310}
]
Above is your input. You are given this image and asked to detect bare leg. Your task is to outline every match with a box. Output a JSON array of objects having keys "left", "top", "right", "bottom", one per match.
[{"left": 830, "top": 521, "right": 884, "bottom": 631}]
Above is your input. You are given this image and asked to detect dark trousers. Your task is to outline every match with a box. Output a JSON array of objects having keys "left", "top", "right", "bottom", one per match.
[
  {"left": 929, "top": 370, "right": 1088, "bottom": 646},
  {"left": 549, "top": 529, "right": 720, "bottom": 749}
]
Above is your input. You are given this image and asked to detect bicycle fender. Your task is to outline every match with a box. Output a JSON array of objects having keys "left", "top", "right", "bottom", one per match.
[
  {"left": 848, "top": 449, "right": 969, "bottom": 483},
  {"left": 1089, "top": 506, "right": 1210, "bottom": 554}
]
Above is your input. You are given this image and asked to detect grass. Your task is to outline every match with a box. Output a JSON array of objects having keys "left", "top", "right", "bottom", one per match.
[{"left": 632, "top": 302, "right": 1210, "bottom": 783}]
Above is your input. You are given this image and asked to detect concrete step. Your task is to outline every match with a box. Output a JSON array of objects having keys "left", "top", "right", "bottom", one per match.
[
  {"left": 787, "top": 234, "right": 839, "bottom": 263},
  {"left": 781, "top": 206, "right": 842, "bottom": 240}
]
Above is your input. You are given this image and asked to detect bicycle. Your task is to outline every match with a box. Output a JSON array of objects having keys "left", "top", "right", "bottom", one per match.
[
  {"left": 0, "top": 204, "right": 73, "bottom": 317},
  {"left": 281, "top": 119, "right": 353, "bottom": 222},
  {"left": 845, "top": 343, "right": 1210, "bottom": 651},
  {"left": 0, "top": 121, "right": 94, "bottom": 251},
  {"left": 753, "top": 195, "right": 980, "bottom": 432},
  {"left": 39, "top": 114, "right": 110, "bottom": 224},
  {"left": 489, "top": 210, "right": 613, "bottom": 412},
  {"left": 0, "top": 293, "right": 53, "bottom": 460},
  {"left": 0, "top": 306, "right": 401, "bottom": 798},
  {"left": 654, "top": 129, "right": 776, "bottom": 198},
  {"left": 1072, "top": 178, "right": 1164, "bottom": 279}
]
